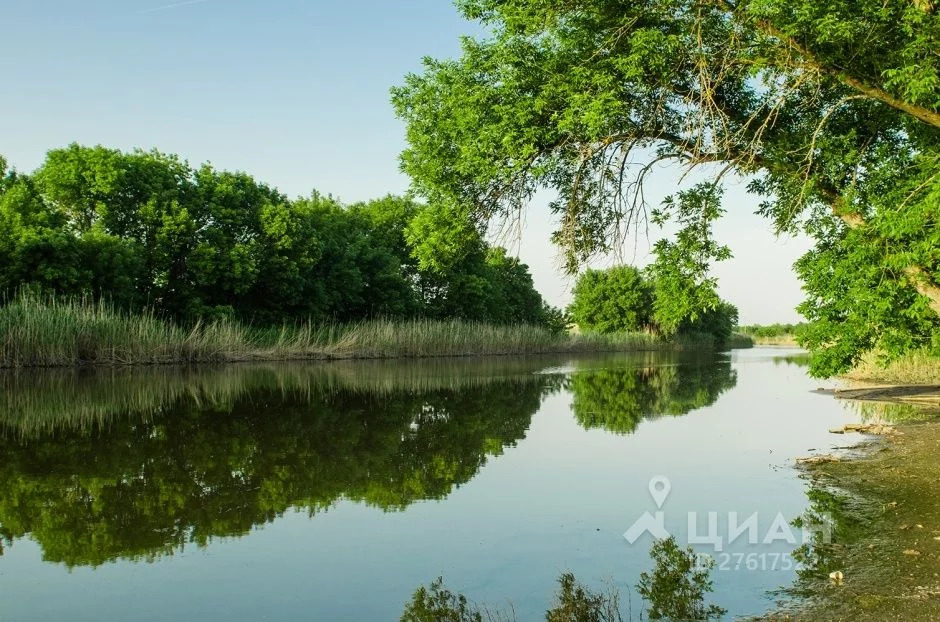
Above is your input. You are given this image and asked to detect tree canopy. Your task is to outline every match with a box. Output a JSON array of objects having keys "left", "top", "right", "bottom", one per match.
[
  {"left": 0, "top": 144, "right": 559, "bottom": 328},
  {"left": 567, "top": 264, "right": 739, "bottom": 345},
  {"left": 392, "top": 0, "right": 940, "bottom": 376},
  {"left": 568, "top": 265, "right": 654, "bottom": 333}
]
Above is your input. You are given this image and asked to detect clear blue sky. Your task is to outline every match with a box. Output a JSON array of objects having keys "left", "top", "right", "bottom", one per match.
[{"left": 0, "top": 0, "right": 809, "bottom": 324}]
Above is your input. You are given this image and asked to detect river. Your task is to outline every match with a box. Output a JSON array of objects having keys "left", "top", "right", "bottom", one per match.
[{"left": 0, "top": 347, "right": 872, "bottom": 620}]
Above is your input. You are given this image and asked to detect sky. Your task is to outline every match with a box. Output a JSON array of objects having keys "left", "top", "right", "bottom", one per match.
[{"left": 0, "top": 0, "right": 810, "bottom": 324}]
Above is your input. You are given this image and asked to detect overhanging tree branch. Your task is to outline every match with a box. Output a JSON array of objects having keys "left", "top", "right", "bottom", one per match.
[{"left": 710, "top": 0, "right": 940, "bottom": 128}]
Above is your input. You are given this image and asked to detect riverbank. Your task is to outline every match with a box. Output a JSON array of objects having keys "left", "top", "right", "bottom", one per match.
[
  {"left": 736, "top": 324, "right": 801, "bottom": 347},
  {"left": 0, "top": 295, "right": 714, "bottom": 368},
  {"left": 753, "top": 335, "right": 799, "bottom": 346},
  {"left": 767, "top": 391, "right": 940, "bottom": 621},
  {"left": 842, "top": 350, "right": 940, "bottom": 385}
]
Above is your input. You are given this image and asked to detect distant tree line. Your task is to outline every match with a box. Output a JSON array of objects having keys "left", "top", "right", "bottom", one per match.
[
  {"left": 737, "top": 323, "right": 805, "bottom": 339},
  {"left": 568, "top": 265, "right": 739, "bottom": 347},
  {"left": 0, "top": 144, "right": 561, "bottom": 328}
]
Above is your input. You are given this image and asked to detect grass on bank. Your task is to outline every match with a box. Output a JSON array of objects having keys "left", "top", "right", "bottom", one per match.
[
  {"left": 0, "top": 294, "right": 715, "bottom": 368},
  {"left": 842, "top": 349, "right": 940, "bottom": 386},
  {"left": 725, "top": 332, "right": 755, "bottom": 349},
  {"left": 736, "top": 324, "right": 800, "bottom": 346}
]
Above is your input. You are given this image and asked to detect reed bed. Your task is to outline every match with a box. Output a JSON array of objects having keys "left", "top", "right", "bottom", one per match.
[
  {"left": 750, "top": 334, "right": 799, "bottom": 346},
  {"left": 724, "top": 333, "right": 755, "bottom": 349},
  {"left": 843, "top": 349, "right": 940, "bottom": 385},
  {"left": 0, "top": 293, "right": 710, "bottom": 369}
]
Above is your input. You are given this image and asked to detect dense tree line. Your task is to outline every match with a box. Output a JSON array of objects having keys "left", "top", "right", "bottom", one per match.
[
  {"left": 568, "top": 265, "right": 739, "bottom": 346},
  {"left": 0, "top": 145, "right": 557, "bottom": 327},
  {"left": 392, "top": 0, "right": 940, "bottom": 376}
]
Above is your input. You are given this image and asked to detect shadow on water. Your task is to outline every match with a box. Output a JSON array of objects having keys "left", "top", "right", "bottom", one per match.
[{"left": 0, "top": 352, "right": 736, "bottom": 568}]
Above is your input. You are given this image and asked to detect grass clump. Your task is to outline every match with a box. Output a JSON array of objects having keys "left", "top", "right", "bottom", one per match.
[
  {"left": 842, "top": 349, "right": 940, "bottom": 385},
  {"left": 0, "top": 293, "right": 711, "bottom": 369},
  {"left": 0, "top": 294, "right": 231, "bottom": 366}
]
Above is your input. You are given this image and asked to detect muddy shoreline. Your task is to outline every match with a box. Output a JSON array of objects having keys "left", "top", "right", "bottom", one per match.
[{"left": 764, "top": 388, "right": 940, "bottom": 621}]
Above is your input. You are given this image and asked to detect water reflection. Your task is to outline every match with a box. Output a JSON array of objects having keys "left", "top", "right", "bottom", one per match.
[
  {"left": 569, "top": 356, "right": 737, "bottom": 434},
  {"left": 401, "top": 536, "right": 726, "bottom": 621},
  {"left": 772, "top": 351, "right": 811, "bottom": 367},
  {"left": 0, "top": 364, "right": 557, "bottom": 567},
  {"left": 0, "top": 353, "right": 736, "bottom": 569},
  {"left": 0, "top": 358, "right": 564, "bottom": 438},
  {"left": 848, "top": 398, "right": 940, "bottom": 424}
]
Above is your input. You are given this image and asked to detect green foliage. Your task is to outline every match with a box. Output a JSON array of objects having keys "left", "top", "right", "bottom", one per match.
[
  {"left": 401, "top": 578, "right": 485, "bottom": 622},
  {"left": 795, "top": 216, "right": 940, "bottom": 376},
  {"left": 636, "top": 537, "right": 726, "bottom": 621},
  {"left": 0, "top": 145, "right": 558, "bottom": 331},
  {"left": 568, "top": 266, "right": 654, "bottom": 333},
  {"left": 405, "top": 199, "right": 481, "bottom": 274},
  {"left": 680, "top": 302, "right": 739, "bottom": 350},
  {"left": 540, "top": 303, "right": 571, "bottom": 335},
  {"left": 567, "top": 264, "right": 739, "bottom": 347},
  {"left": 545, "top": 573, "right": 622, "bottom": 622},
  {"left": 636, "top": 536, "right": 727, "bottom": 622},
  {"left": 737, "top": 324, "right": 805, "bottom": 339},
  {"left": 417, "top": 242, "right": 548, "bottom": 325},
  {"left": 392, "top": 0, "right": 940, "bottom": 375},
  {"left": 650, "top": 185, "right": 732, "bottom": 337}
]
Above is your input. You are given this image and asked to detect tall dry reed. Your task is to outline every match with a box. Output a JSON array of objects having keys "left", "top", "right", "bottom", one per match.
[{"left": 0, "top": 292, "right": 713, "bottom": 368}]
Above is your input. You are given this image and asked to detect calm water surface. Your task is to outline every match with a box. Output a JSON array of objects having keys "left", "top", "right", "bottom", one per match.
[{"left": 0, "top": 348, "right": 871, "bottom": 620}]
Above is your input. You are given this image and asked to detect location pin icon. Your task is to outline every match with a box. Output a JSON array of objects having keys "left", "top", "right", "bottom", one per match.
[{"left": 648, "top": 476, "right": 671, "bottom": 509}]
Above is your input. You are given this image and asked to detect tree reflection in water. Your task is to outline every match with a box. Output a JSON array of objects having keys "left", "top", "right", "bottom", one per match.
[
  {"left": 0, "top": 353, "right": 737, "bottom": 568},
  {"left": 569, "top": 354, "right": 737, "bottom": 434}
]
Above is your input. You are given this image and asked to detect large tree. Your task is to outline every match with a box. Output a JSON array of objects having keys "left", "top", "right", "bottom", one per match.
[
  {"left": 392, "top": 0, "right": 940, "bottom": 376},
  {"left": 568, "top": 265, "right": 654, "bottom": 333}
]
